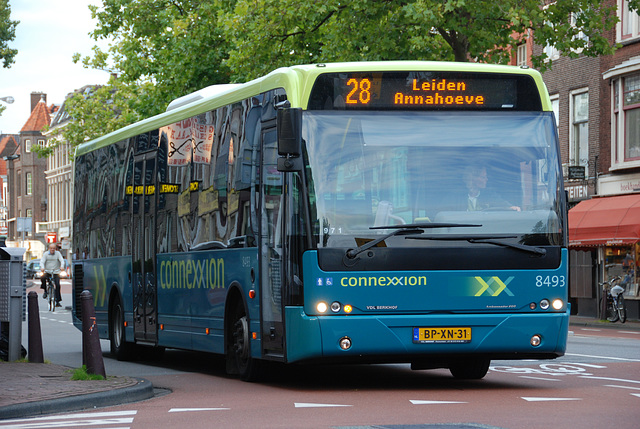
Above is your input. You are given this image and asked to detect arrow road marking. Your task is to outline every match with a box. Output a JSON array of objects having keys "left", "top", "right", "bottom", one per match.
[{"left": 410, "top": 400, "right": 467, "bottom": 405}]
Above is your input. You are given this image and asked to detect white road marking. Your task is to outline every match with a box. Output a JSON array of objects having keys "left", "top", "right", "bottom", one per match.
[
  {"left": 632, "top": 393, "right": 640, "bottom": 398},
  {"left": 0, "top": 411, "right": 136, "bottom": 424},
  {"left": 518, "top": 376, "right": 562, "bottom": 382},
  {"left": 604, "top": 385, "right": 640, "bottom": 391},
  {"left": 565, "top": 353, "right": 640, "bottom": 362},
  {"left": 410, "top": 400, "right": 467, "bottom": 405},
  {"left": 619, "top": 331, "right": 640, "bottom": 335},
  {"left": 168, "top": 408, "right": 229, "bottom": 412},
  {"left": 0, "top": 419, "right": 133, "bottom": 428},
  {"left": 294, "top": 403, "right": 352, "bottom": 408},
  {"left": 580, "top": 328, "right": 602, "bottom": 332},
  {"left": 580, "top": 376, "right": 640, "bottom": 384},
  {"left": 521, "top": 397, "right": 582, "bottom": 402}
]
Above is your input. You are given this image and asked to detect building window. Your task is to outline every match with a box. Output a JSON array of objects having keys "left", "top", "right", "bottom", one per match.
[
  {"left": 570, "top": 89, "right": 589, "bottom": 172},
  {"left": 550, "top": 94, "right": 560, "bottom": 128},
  {"left": 26, "top": 208, "right": 32, "bottom": 218},
  {"left": 516, "top": 44, "right": 527, "bottom": 66},
  {"left": 613, "top": 74, "right": 640, "bottom": 163},
  {"left": 24, "top": 139, "right": 32, "bottom": 153},
  {"left": 38, "top": 139, "right": 45, "bottom": 147},
  {"left": 620, "top": 0, "right": 640, "bottom": 41},
  {"left": 26, "top": 173, "right": 32, "bottom": 195}
]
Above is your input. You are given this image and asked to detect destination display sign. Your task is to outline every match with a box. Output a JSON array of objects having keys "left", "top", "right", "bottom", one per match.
[{"left": 307, "top": 71, "right": 542, "bottom": 111}]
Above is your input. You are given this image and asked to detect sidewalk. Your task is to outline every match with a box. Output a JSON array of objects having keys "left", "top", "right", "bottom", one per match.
[
  {"left": 0, "top": 362, "right": 153, "bottom": 420},
  {"left": 1, "top": 315, "right": 638, "bottom": 421}
]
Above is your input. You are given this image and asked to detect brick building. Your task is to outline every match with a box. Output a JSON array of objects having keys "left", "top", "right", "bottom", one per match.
[
  {"left": 542, "top": 0, "right": 640, "bottom": 320},
  {"left": 5, "top": 93, "right": 53, "bottom": 261}
]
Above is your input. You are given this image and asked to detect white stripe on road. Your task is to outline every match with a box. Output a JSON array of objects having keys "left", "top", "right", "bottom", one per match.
[
  {"left": 580, "top": 376, "right": 640, "bottom": 384},
  {"left": 168, "top": 408, "right": 230, "bottom": 412},
  {"left": 521, "top": 397, "right": 581, "bottom": 402},
  {"left": 0, "top": 411, "right": 136, "bottom": 424},
  {"left": 518, "top": 376, "right": 562, "bottom": 382},
  {"left": 294, "top": 403, "right": 352, "bottom": 408},
  {"left": 410, "top": 400, "right": 467, "bottom": 405},
  {"left": 565, "top": 353, "right": 640, "bottom": 362},
  {"left": 604, "top": 385, "right": 640, "bottom": 391}
]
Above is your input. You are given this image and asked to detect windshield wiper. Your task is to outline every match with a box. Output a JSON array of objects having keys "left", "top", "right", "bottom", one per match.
[
  {"left": 345, "top": 222, "right": 481, "bottom": 262},
  {"left": 408, "top": 234, "right": 547, "bottom": 256}
]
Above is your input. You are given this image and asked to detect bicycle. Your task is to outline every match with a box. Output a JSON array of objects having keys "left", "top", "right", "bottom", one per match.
[
  {"left": 599, "top": 275, "right": 626, "bottom": 323},
  {"left": 43, "top": 274, "right": 56, "bottom": 312}
]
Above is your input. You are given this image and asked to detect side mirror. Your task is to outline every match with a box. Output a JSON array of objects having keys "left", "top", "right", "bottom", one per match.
[
  {"left": 277, "top": 108, "right": 302, "bottom": 156},
  {"left": 277, "top": 107, "right": 303, "bottom": 172}
]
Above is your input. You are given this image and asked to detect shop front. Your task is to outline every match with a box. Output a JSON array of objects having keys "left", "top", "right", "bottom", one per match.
[{"left": 569, "top": 194, "right": 640, "bottom": 320}]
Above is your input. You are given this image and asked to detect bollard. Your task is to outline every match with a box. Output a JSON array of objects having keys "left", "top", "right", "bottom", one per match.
[
  {"left": 81, "top": 290, "right": 106, "bottom": 378},
  {"left": 27, "top": 291, "right": 44, "bottom": 363}
]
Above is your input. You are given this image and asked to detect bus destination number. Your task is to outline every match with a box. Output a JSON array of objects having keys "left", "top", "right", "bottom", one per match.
[
  {"left": 535, "top": 275, "right": 566, "bottom": 288},
  {"left": 413, "top": 327, "right": 471, "bottom": 344},
  {"left": 346, "top": 78, "right": 372, "bottom": 105}
]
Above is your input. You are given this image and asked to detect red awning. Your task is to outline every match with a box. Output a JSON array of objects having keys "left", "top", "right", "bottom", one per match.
[{"left": 569, "top": 194, "right": 640, "bottom": 247}]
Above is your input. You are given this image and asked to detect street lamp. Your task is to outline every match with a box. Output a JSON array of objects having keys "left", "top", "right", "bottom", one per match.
[{"left": 0, "top": 96, "right": 14, "bottom": 104}]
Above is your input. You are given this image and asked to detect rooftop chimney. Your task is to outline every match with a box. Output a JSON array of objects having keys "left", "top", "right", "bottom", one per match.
[{"left": 30, "top": 92, "right": 46, "bottom": 113}]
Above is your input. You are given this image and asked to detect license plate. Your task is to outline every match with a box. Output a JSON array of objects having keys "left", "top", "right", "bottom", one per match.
[{"left": 413, "top": 327, "right": 471, "bottom": 344}]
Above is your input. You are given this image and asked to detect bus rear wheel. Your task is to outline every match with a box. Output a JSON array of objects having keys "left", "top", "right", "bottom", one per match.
[
  {"left": 110, "top": 296, "right": 135, "bottom": 361},
  {"left": 449, "top": 358, "right": 490, "bottom": 380},
  {"left": 227, "top": 301, "right": 262, "bottom": 381}
]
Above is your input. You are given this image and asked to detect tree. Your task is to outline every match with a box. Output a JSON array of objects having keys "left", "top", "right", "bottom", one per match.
[
  {"left": 0, "top": 0, "right": 19, "bottom": 117},
  {"left": 222, "top": 0, "right": 636, "bottom": 81},
  {"left": 0, "top": 0, "right": 18, "bottom": 69},
  {"left": 64, "top": 0, "right": 637, "bottom": 147},
  {"left": 39, "top": 77, "right": 147, "bottom": 158}
]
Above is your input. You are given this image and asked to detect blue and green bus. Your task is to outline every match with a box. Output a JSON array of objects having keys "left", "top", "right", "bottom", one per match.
[{"left": 72, "top": 61, "right": 569, "bottom": 380}]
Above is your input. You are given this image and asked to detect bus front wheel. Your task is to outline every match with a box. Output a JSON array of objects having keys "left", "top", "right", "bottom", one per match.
[
  {"left": 449, "top": 358, "right": 490, "bottom": 380},
  {"left": 227, "top": 301, "right": 262, "bottom": 381}
]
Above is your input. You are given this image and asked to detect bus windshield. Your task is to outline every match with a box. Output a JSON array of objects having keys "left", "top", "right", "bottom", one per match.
[{"left": 302, "top": 111, "right": 563, "bottom": 249}]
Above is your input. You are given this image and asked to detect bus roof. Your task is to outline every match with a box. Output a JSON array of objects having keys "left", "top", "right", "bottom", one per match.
[{"left": 75, "top": 61, "right": 550, "bottom": 157}]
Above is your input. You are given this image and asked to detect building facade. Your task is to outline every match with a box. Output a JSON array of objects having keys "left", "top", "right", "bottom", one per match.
[
  {"left": 541, "top": 0, "right": 640, "bottom": 320},
  {"left": 5, "top": 93, "right": 52, "bottom": 261}
]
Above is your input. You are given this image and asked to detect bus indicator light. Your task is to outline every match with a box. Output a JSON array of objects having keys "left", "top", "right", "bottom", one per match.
[{"left": 343, "top": 305, "right": 353, "bottom": 313}]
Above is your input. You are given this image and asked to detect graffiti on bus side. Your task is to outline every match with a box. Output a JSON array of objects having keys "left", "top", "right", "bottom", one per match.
[{"left": 159, "top": 257, "right": 225, "bottom": 290}]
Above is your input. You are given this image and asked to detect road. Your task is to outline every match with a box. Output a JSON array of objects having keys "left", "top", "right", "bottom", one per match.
[{"left": 13, "top": 280, "right": 640, "bottom": 428}]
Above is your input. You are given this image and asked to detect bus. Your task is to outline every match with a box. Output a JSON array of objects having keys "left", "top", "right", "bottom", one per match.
[{"left": 72, "top": 61, "right": 569, "bottom": 380}]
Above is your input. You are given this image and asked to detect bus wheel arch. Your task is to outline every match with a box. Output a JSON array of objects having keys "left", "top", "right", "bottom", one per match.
[{"left": 224, "top": 284, "right": 262, "bottom": 381}]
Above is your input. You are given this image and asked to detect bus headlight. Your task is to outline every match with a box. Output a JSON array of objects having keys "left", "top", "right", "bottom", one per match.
[
  {"left": 552, "top": 299, "right": 564, "bottom": 310},
  {"left": 330, "top": 302, "right": 341, "bottom": 313},
  {"left": 317, "top": 302, "right": 328, "bottom": 313},
  {"left": 539, "top": 299, "right": 550, "bottom": 310}
]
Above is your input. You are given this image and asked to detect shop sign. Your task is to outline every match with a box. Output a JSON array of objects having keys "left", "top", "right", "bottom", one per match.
[{"left": 566, "top": 184, "right": 589, "bottom": 201}]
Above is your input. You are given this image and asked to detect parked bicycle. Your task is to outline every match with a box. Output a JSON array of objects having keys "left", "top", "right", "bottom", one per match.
[{"left": 600, "top": 276, "right": 626, "bottom": 323}]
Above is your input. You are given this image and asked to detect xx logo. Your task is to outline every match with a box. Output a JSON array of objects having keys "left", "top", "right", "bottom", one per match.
[{"left": 474, "top": 276, "right": 515, "bottom": 297}]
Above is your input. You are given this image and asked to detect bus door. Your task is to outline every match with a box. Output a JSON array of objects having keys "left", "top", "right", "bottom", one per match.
[
  {"left": 132, "top": 152, "right": 158, "bottom": 344},
  {"left": 259, "top": 126, "right": 285, "bottom": 357}
]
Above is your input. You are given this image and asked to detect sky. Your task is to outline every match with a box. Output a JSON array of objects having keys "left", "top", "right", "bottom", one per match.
[{"left": 0, "top": 0, "right": 111, "bottom": 134}]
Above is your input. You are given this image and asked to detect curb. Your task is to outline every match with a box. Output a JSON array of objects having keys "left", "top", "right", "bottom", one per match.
[{"left": 0, "top": 378, "right": 154, "bottom": 420}]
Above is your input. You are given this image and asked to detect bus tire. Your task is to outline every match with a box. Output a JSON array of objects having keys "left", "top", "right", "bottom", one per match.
[
  {"left": 449, "top": 358, "right": 490, "bottom": 380},
  {"left": 227, "top": 300, "right": 262, "bottom": 381},
  {"left": 109, "top": 295, "right": 136, "bottom": 361}
]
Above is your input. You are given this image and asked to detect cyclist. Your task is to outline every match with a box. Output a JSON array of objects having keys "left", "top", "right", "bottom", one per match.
[{"left": 40, "top": 243, "right": 64, "bottom": 307}]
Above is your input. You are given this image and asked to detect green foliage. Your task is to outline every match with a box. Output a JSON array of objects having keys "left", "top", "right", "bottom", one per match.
[
  {"left": 0, "top": 0, "right": 18, "bottom": 69},
  {"left": 70, "top": 365, "right": 105, "bottom": 381},
  {"left": 59, "top": 0, "right": 635, "bottom": 148},
  {"left": 38, "top": 76, "right": 148, "bottom": 153}
]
